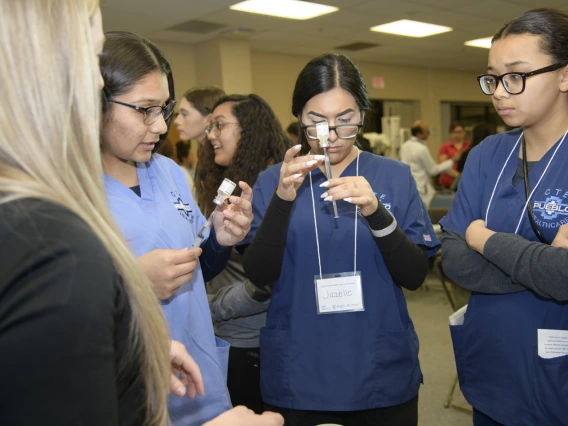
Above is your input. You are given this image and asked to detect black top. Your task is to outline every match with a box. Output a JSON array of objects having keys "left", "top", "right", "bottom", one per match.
[{"left": 0, "top": 199, "right": 145, "bottom": 425}]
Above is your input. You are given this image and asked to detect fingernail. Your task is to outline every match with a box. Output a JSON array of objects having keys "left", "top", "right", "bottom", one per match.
[
  {"left": 324, "top": 196, "right": 333, "bottom": 202},
  {"left": 314, "top": 155, "right": 325, "bottom": 160},
  {"left": 293, "top": 144, "right": 302, "bottom": 150},
  {"left": 292, "top": 173, "right": 303, "bottom": 181},
  {"left": 176, "top": 386, "right": 186, "bottom": 396},
  {"left": 306, "top": 160, "right": 317, "bottom": 167},
  {"left": 319, "top": 181, "right": 330, "bottom": 188},
  {"left": 320, "top": 192, "right": 328, "bottom": 198},
  {"left": 344, "top": 197, "right": 353, "bottom": 203}
]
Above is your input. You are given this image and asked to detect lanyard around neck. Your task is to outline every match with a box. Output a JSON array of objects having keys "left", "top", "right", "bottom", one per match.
[
  {"left": 485, "top": 130, "right": 568, "bottom": 234},
  {"left": 309, "top": 148, "right": 360, "bottom": 279}
]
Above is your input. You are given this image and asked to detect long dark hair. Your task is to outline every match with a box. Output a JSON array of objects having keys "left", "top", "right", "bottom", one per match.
[
  {"left": 292, "top": 53, "right": 370, "bottom": 154},
  {"left": 199, "top": 94, "right": 289, "bottom": 215},
  {"left": 493, "top": 8, "right": 568, "bottom": 64},
  {"left": 100, "top": 31, "right": 175, "bottom": 153}
]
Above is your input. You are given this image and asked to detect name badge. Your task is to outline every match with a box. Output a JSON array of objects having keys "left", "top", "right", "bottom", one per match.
[{"left": 314, "top": 271, "right": 364, "bottom": 314}]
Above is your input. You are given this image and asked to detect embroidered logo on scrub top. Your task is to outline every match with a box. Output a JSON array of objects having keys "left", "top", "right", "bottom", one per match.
[
  {"left": 531, "top": 189, "right": 568, "bottom": 229},
  {"left": 357, "top": 191, "right": 390, "bottom": 217},
  {"left": 379, "top": 193, "right": 391, "bottom": 210},
  {"left": 170, "top": 191, "right": 194, "bottom": 223}
]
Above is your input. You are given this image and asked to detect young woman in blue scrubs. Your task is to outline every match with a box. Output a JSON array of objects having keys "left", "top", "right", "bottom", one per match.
[
  {"left": 242, "top": 53, "right": 440, "bottom": 426},
  {"left": 440, "top": 8, "right": 568, "bottom": 426},
  {"left": 99, "top": 32, "right": 256, "bottom": 426}
]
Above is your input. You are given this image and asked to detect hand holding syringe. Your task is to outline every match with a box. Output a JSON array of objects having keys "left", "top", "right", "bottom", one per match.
[
  {"left": 316, "top": 121, "right": 339, "bottom": 219},
  {"left": 191, "top": 178, "right": 237, "bottom": 249}
]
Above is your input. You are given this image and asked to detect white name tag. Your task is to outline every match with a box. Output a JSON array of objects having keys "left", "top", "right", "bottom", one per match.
[
  {"left": 538, "top": 329, "right": 568, "bottom": 359},
  {"left": 315, "top": 272, "right": 364, "bottom": 314}
]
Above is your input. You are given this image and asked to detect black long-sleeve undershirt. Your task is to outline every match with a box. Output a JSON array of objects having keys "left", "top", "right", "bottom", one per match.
[{"left": 243, "top": 192, "right": 429, "bottom": 291}]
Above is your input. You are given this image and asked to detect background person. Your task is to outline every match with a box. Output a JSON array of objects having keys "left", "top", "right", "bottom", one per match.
[
  {"left": 174, "top": 86, "right": 226, "bottom": 202},
  {"left": 204, "top": 94, "right": 289, "bottom": 413},
  {"left": 401, "top": 120, "right": 454, "bottom": 209},
  {"left": 438, "top": 120, "right": 470, "bottom": 189}
]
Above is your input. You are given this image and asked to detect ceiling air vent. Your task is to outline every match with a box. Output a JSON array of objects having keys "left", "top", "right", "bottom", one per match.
[
  {"left": 334, "top": 42, "right": 380, "bottom": 51},
  {"left": 168, "top": 20, "right": 228, "bottom": 34}
]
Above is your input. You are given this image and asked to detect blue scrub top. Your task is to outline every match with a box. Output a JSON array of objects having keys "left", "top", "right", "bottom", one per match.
[
  {"left": 440, "top": 128, "right": 568, "bottom": 425},
  {"left": 247, "top": 151, "right": 440, "bottom": 411},
  {"left": 105, "top": 154, "right": 232, "bottom": 426}
]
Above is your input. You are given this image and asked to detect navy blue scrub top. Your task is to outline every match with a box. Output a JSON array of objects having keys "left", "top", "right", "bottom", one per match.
[
  {"left": 440, "top": 128, "right": 568, "bottom": 426},
  {"left": 245, "top": 151, "right": 440, "bottom": 411}
]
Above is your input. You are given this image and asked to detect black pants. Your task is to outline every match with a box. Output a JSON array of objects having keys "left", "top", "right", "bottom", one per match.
[
  {"left": 264, "top": 394, "right": 418, "bottom": 426},
  {"left": 227, "top": 346, "right": 263, "bottom": 414},
  {"left": 473, "top": 409, "right": 506, "bottom": 426}
]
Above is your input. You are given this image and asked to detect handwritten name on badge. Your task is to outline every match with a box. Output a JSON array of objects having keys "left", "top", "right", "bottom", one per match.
[
  {"left": 322, "top": 288, "right": 354, "bottom": 299},
  {"left": 316, "top": 274, "right": 364, "bottom": 314}
]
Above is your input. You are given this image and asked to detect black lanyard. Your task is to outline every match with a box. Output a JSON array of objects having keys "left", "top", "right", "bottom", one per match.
[{"left": 522, "top": 137, "right": 550, "bottom": 244}]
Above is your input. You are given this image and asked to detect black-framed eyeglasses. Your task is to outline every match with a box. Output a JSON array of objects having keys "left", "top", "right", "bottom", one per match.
[
  {"left": 205, "top": 121, "right": 239, "bottom": 135},
  {"left": 107, "top": 99, "right": 176, "bottom": 125},
  {"left": 477, "top": 63, "right": 566, "bottom": 95},
  {"left": 301, "top": 123, "right": 363, "bottom": 140}
]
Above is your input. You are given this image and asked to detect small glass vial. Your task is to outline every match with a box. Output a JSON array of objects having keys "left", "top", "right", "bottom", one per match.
[
  {"left": 213, "top": 178, "right": 237, "bottom": 206},
  {"left": 316, "top": 121, "right": 330, "bottom": 148}
]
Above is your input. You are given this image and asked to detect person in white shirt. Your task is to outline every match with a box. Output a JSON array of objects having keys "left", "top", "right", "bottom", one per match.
[{"left": 400, "top": 121, "right": 454, "bottom": 209}]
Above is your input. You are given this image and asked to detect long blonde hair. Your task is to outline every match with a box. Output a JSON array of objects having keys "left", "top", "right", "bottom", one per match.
[{"left": 0, "top": 1, "right": 171, "bottom": 424}]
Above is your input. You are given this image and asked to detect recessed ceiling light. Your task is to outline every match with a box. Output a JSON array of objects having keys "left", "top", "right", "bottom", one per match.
[
  {"left": 464, "top": 37, "right": 493, "bottom": 49},
  {"left": 370, "top": 19, "right": 452, "bottom": 38},
  {"left": 230, "top": 0, "right": 338, "bottom": 20}
]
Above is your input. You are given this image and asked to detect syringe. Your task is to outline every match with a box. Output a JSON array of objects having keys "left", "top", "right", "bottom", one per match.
[
  {"left": 190, "top": 178, "right": 237, "bottom": 249},
  {"left": 316, "top": 121, "right": 339, "bottom": 219}
]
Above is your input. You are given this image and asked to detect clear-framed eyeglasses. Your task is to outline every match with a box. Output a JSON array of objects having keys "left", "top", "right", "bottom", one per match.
[
  {"left": 205, "top": 121, "right": 239, "bottom": 135},
  {"left": 477, "top": 63, "right": 566, "bottom": 95},
  {"left": 106, "top": 99, "right": 176, "bottom": 125},
  {"left": 301, "top": 123, "right": 363, "bottom": 140}
]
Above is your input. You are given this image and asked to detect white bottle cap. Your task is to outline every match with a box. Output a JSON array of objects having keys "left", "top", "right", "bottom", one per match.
[
  {"left": 316, "top": 122, "right": 330, "bottom": 148},
  {"left": 213, "top": 178, "right": 237, "bottom": 206}
]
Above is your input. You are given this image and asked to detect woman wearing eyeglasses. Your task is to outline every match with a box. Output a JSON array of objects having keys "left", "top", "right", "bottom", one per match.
[
  {"left": 174, "top": 86, "right": 226, "bottom": 201},
  {"left": 201, "top": 94, "right": 288, "bottom": 413},
  {"left": 240, "top": 53, "right": 439, "bottom": 426},
  {"left": 440, "top": 8, "right": 568, "bottom": 426},
  {"left": 100, "top": 32, "right": 255, "bottom": 426}
]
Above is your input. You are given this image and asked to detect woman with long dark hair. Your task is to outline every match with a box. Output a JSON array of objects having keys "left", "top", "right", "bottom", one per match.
[
  {"left": 99, "top": 31, "right": 258, "bottom": 426},
  {"left": 242, "top": 53, "right": 439, "bottom": 426},
  {"left": 204, "top": 94, "right": 289, "bottom": 413}
]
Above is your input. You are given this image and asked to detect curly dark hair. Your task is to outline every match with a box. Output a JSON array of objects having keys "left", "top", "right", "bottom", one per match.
[{"left": 198, "top": 94, "right": 290, "bottom": 216}]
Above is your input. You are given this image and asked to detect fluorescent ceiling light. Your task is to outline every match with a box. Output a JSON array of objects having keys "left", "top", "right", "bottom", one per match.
[
  {"left": 370, "top": 19, "right": 452, "bottom": 38},
  {"left": 230, "top": 0, "right": 338, "bottom": 20},
  {"left": 464, "top": 37, "right": 492, "bottom": 49}
]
